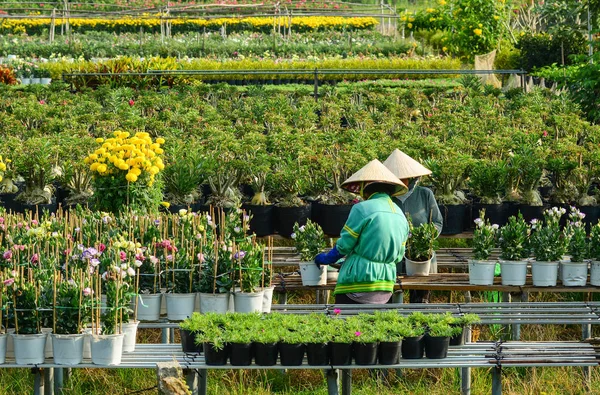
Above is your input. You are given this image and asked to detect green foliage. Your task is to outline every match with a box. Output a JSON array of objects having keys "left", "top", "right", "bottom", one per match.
[
  {"left": 54, "top": 276, "right": 93, "bottom": 335},
  {"left": 163, "top": 142, "right": 204, "bottom": 205},
  {"left": 498, "top": 214, "right": 530, "bottom": 261},
  {"left": 563, "top": 207, "right": 588, "bottom": 262},
  {"left": 472, "top": 211, "right": 498, "bottom": 260},
  {"left": 292, "top": 220, "right": 326, "bottom": 262},
  {"left": 469, "top": 159, "right": 507, "bottom": 204},
  {"left": 516, "top": 32, "right": 587, "bottom": 72},
  {"left": 530, "top": 207, "right": 568, "bottom": 262}
]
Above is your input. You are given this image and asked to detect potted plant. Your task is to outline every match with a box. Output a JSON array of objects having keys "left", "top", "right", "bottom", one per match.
[
  {"left": 425, "top": 152, "right": 472, "bottom": 235},
  {"left": 424, "top": 322, "right": 459, "bottom": 359},
  {"left": 161, "top": 238, "right": 196, "bottom": 321},
  {"left": 7, "top": 270, "right": 47, "bottom": 365},
  {"left": 498, "top": 213, "right": 531, "bottom": 286},
  {"left": 61, "top": 163, "right": 94, "bottom": 210},
  {"left": 469, "top": 211, "right": 499, "bottom": 285},
  {"left": 469, "top": 159, "right": 509, "bottom": 227},
  {"left": 448, "top": 313, "right": 481, "bottom": 346},
  {"left": 135, "top": 251, "right": 162, "bottom": 322},
  {"left": 0, "top": 154, "right": 19, "bottom": 212},
  {"left": 347, "top": 315, "right": 381, "bottom": 366},
  {"left": 196, "top": 314, "right": 229, "bottom": 365},
  {"left": 400, "top": 323, "right": 426, "bottom": 359},
  {"left": 233, "top": 241, "right": 265, "bottom": 313},
  {"left": 375, "top": 312, "right": 409, "bottom": 365},
  {"left": 162, "top": 143, "right": 204, "bottom": 213},
  {"left": 404, "top": 219, "right": 438, "bottom": 276},
  {"left": 505, "top": 147, "right": 546, "bottom": 222},
  {"left": 530, "top": 207, "right": 567, "bottom": 287},
  {"left": 271, "top": 157, "right": 311, "bottom": 237},
  {"left": 38, "top": 68, "right": 52, "bottom": 85},
  {"left": 293, "top": 219, "right": 327, "bottom": 285},
  {"left": 179, "top": 312, "right": 206, "bottom": 354},
  {"left": 224, "top": 313, "right": 258, "bottom": 365},
  {"left": 589, "top": 222, "right": 600, "bottom": 286},
  {"left": 303, "top": 313, "right": 332, "bottom": 366},
  {"left": 249, "top": 318, "right": 280, "bottom": 366},
  {"left": 278, "top": 314, "right": 305, "bottom": 366},
  {"left": 329, "top": 318, "right": 355, "bottom": 365},
  {"left": 241, "top": 146, "right": 276, "bottom": 237},
  {"left": 51, "top": 271, "right": 93, "bottom": 365},
  {"left": 561, "top": 207, "right": 588, "bottom": 286}
]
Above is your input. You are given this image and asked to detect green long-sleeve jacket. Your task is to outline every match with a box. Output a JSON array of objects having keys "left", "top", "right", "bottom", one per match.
[{"left": 334, "top": 193, "right": 409, "bottom": 295}]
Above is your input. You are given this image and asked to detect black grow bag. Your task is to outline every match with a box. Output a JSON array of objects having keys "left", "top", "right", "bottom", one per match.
[
  {"left": 242, "top": 204, "right": 275, "bottom": 236},
  {"left": 312, "top": 202, "right": 353, "bottom": 237},
  {"left": 439, "top": 204, "right": 466, "bottom": 235},
  {"left": 471, "top": 203, "right": 510, "bottom": 228},
  {"left": 513, "top": 204, "right": 546, "bottom": 224},
  {"left": 353, "top": 342, "right": 378, "bottom": 365},
  {"left": 273, "top": 204, "right": 311, "bottom": 237}
]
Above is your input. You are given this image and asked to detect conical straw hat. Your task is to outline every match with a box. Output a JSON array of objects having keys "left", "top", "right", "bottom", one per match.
[
  {"left": 342, "top": 159, "right": 407, "bottom": 196},
  {"left": 383, "top": 149, "right": 431, "bottom": 179}
]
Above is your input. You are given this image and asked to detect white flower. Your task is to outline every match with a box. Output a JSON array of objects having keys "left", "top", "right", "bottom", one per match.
[
  {"left": 234, "top": 227, "right": 241, "bottom": 233},
  {"left": 127, "top": 267, "right": 136, "bottom": 277},
  {"left": 134, "top": 260, "right": 143, "bottom": 267},
  {"left": 149, "top": 256, "right": 159, "bottom": 265},
  {"left": 473, "top": 218, "right": 484, "bottom": 227},
  {"left": 206, "top": 214, "right": 212, "bottom": 221},
  {"left": 299, "top": 225, "right": 306, "bottom": 232},
  {"left": 291, "top": 232, "right": 297, "bottom": 239},
  {"left": 121, "top": 263, "right": 128, "bottom": 270},
  {"left": 491, "top": 224, "right": 499, "bottom": 230},
  {"left": 179, "top": 209, "right": 188, "bottom": 216}
]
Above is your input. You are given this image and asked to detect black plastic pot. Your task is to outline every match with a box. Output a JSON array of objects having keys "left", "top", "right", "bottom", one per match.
[
  {"left": 424, "top": 335, "right": 450, "bottom": 359},
  {"left": 401, "top": 335, "right": 424, "bottom": 359},
  {"left": 580, "top": 205, "right": 600, "bottom": 232},
  {"left": 0, "top": 193, "right": 17, "bottom": 213},
  {"left": 168, "top": 203, "right": 194, "bottom": 214},
  {"left": 306, "top": 342, "right": 329, "bottom": 366},
  {"left": 180, "top": 329, "right": 203, "bottom": 353},
  {"left": 312, "top": 202, "right": 352, "bottom": 237},
  {"left": 471, "top": 202, "right": 510, "bottom": 228},
  {"left": 353, "top": 342, "right": 378, "bottom": 365},
  {"left": 449, "top": 326, "right": 465, "bottom": 346},
  {"left": 438, "top": 204, "right": 466, "bottom": 235},
  {"left": 378, "top": 341, "right": 401, "bottom": 365},
  {"left": 229, "top": 342, "right": 253, "bottom": 366},
  {"left": 279, "top": 342, "right": 305, "bottom": 366},
  {"left": 203, "top": 342, "right": 229, "bottom": 365},
  {"left": 254, "top": 342, "right": 278, "bottom": 366},
  {"left": 330, "top": 342, "right": 352, "bottom": 365},
  {"left": 242, "top": 204, "right": 275, "bottom": 236},
  {"left": 273, "top": 204, "right": 311, "bottom": 237},
  {"left": 514, "top": 204, "right": 546, "bottom": 224},
  {"left": 22, "top": 199, "right": 58, "bottom": 215}
]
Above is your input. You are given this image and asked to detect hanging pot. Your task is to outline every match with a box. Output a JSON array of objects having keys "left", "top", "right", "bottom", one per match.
[
  {"left": 230, "top": 342, "right": 253, "bottom": 366},
  {"left": 312, "top": 202, "right": 352, "bottom": 237},
  {"left": 560, "top": 261, "right": 588, "bottom": 287},
  {"left": 12, "top": 333, "right": 47, "bottom": 365},
  {"left": 329, "top": 342, "right": 352, "bottom": 365},
  {"left": 261, "top": 286, "right": 275, "bottom": 313},
  {"left": 135, "top": 294, "right": 162, "bottom": 321},
  {"left": 378, "top": 341, "right": 401, "bottom": 365},
  {"left": 279, "top": 342, "right": 305, "bottom": 366},
  {"left": 500, "top": 260, "right": 528, "bottom": 286},
  {"left": 405, "top": 258, "right": 431, "bottom": 276},
  {"left": 299, "top": 262, "right": 327, "bottom": 286},
  {"left": 51, "top": 334, "right": 84, "bottom": 365},
  {"left": 438, "top": 204, "right": 466, "bottom": 235},
  {"left": 90, "top": 333, "right": 124, "bottom": 366},
  {"left": 401, "top": 335, "right": 424, "bottom": 359},
  {"left": 531, "top": 261, "right": 559, "bottom": 287},
  {"left": 199, "top": 292, "right": 230, "bottom": 314},
  {"left": 273, "top": 204, "right": 311, "bottom": 237},
  {"left": 165, "top": 293, "right": 196, "bottom": 321},
  {"left": 254, "top": 342, "right": 278, "bottom": 366},
  {"left": 180, "top": 329, "right": 203, "bottom": 354},
  {"left": 233, "top": 291, "right": 264, "bottom": 313},
  {"left": 468, "top": 260, "right": 497, "bottom": 285},
  {"left": 424, "top": 335, "right": 450, "bottom": 359},
  {"left": 203, "top": 342, "right": 229, "bottom": 366},
  {"left": 242, "top": 204, "right": 275, "bottom": 236},
  {"left": 306, "top": 342, "right": 329, "bottom": 366},
  {"left": 122, "top": 321, "right": 139, "bottom": 353}
]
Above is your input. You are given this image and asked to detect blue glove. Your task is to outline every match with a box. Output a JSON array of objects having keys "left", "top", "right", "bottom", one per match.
[{"left": 315, "top": 247, "right": 344, "bottom": 269}]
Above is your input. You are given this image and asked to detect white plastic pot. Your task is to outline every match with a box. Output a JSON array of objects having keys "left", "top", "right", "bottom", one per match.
[
  {"left": 51, "top": 334, "right": 84, "bottom": 365},
  {"left": 122, "top": 321, "right": 139, "bottom": 353},
  {"left": 41, "top": 78, "right": 52, "bottom": 85},
  {"left": 591, "top": 261, "right": 600, "bottom": 286},
  {"left": 12, "top": 333, "right": 47, "bottom": 365},
  {"left": 299, "top": 261, "right": 327, "bottom": 286},
  {"left": 42, "top": 328, "right": 53, "bottom": 358},
  {"left": 234, "top": 291, "right": 265, "bottom": 313},
  {"left": 6, "top": 328, "right": 14, "bottom": 359},
  {"left": 560, "top": 261, "right": 588, "bottom": 287},
  {"left": 165, "top": 293, "right": 196, "bottom": 321},
  {"left": 500, "top": 260, "right": 528, "bottom": 286},
  {"left": 90, "top": 333, "right": 124, "bottom": 366},
  {"left": 262, "top": 286, "right": 275, "bottom": 313},
  {"left": 405, "top": 258, "right": 431, "bottom": 276},
  {"left": 134, "top": 294, "right": 162, "bottom": 321},
  {"left": 468, "top": 260, "right": 497, "bottom": 285},
  {"left": 199, "top": 292, "right": 230, "bottom": 314},
  {"left": 0, "top": 333, "right": 7, "bottom": 364},
  {"left": 531, "top": 261, "right": 559, "bottom": 287}
]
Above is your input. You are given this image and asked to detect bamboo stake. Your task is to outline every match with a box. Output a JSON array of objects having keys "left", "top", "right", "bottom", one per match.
[
  {"left": 53, "top": 270, "right": 57, "bottom": 334},
  {"left": 78, "top": 270, "right": 83, "bottom": 333},
  {"left": 134, "top": 268, "right": 140, "bottom": 321}
]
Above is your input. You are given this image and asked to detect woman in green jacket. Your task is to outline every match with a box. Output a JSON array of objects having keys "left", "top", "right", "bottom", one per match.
[{"left": 315, "top": 159, "right": 409, "bottom": 304}]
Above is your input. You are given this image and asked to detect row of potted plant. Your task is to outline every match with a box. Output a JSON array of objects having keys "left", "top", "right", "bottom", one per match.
[
  {"left": 180, "top": 311, "right": 481, "bottom": 365},
  {"left": 468, "top": 206, "right": 600, "bottom": 287}
]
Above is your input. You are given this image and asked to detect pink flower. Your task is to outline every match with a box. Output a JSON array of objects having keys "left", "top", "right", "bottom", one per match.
[
  {"left": 83, "top": 287, "right": 93, "bottom": 297},
  {"left": 354, "top": 331, "right": 362, "bottom": 337},
  {"left": 2, "top": 251, "right": 12, "bottom": 261},
  {"left": 31, "top": 254, "right": 39, "bottom": 265},
  {"left": 197, "top": 253, "right": 206, "bottom": 262},
  {"left": 119, "top": 251, "right": 127, "bottom": 261},
  {"left": 3, "top": 278, "right": 14, "bottom": 286},
  {"left": 128, "top": 99, "right": 135, "bottom": 106},
  {"left": 333, "top": 308, "right": 341, "bottom": 315},
  {"left": 543, "top": 131, "right": 548, "bottom": 137},
  {"left": 39, "top": 100, "right": 46, "bottom": 105},
  {"left": 98, "top": 243, "right": 106, "bottom": 252},
  {"left": 31, "top": 219, "right": 38, "bottom": 226}
]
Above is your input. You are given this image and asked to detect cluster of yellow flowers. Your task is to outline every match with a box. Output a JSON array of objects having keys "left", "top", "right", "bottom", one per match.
[
  {"left": 1, "top": 16, "right": 377, "bottom": 33},
  {"left": 0, "top": 156, "right": 6, "bottom": 183},
  {"left": 84, "top": 131, "right": 165, "bottom": 185}
]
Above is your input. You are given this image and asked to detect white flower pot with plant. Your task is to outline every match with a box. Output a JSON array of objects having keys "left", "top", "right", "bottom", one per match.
[
  {"left": 530, "top": 207, "right": 567, "bottom": 287},
  {"left": 589, "top": 224, "right": 600, "bottom": 286},
  {"left": 233, "top": 241, "right": 267, "bottom": 313},
  {"left": 469, "top": 211, "right": 499, "bottom": 285},
  {"left": 561, "top": 207, "right": 588, "bottom": 286},
  {"left": 162, "top": 240, "right": 197, "bottom": 321},
  {"left": 404, "top": 220, "right": 437, "bottom": 276},
  {"left": 498, "top": 214, "right": 531, "bottom": 286},
  {"left": 293, "top": 220, "right": 327, "bottom": 285},
  {"left": 51, "top": 271, "right": 93, "bottom": 365}
]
